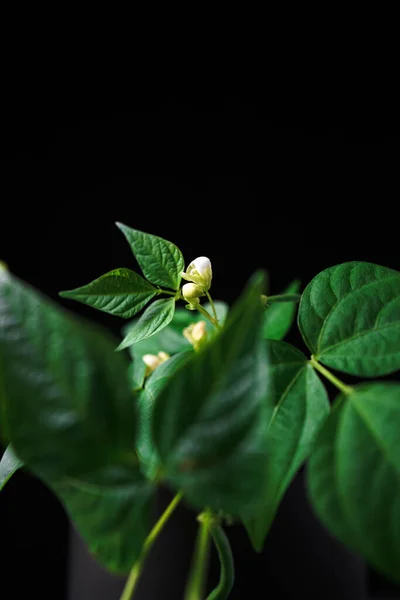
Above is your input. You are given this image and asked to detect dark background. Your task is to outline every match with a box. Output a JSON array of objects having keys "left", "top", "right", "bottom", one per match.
[{"left": 1, "top": 104, "right": 399, "bottom": 599}]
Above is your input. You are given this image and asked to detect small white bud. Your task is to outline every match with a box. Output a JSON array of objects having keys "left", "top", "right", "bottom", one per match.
[
  {"left": 157, "top": 351, "right": 170, "bottom": 363},
  {"left": 182, "top": 283, "right": 205, "bottom": 301},
  {"left": 191, "top": 320, "right": 207, "bottom": 342},
  {"left": 142, "top": 351, "right": 170, "bottom": 376},
  {"left": 183, "top": 320, "right": 208, "bottom": 350},
  {"left": 142, "top": 354, "right": 162, "bottom": 373},
  {"left": 181, "top": 257, "right": 212, "bottom": 290}
]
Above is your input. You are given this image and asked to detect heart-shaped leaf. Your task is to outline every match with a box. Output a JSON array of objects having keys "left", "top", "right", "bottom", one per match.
[
  {"left": 0, "top": 268, "right": 135, "bottom": 480},
  {"left": 299, "top": 262, "right": 400, "bottom": 376},
  {"left": 116, "top": 223, "right": 184, "bottom": 291},
  {"left": 117, "top": 298, "right": 176, "bottom": 351},
  {"left": 244, "top": 341, "right": 329, "bottom": 551},
  {"left": 60, "top": 268, "right": 157, "bottom": 318},
  {"left": 0, "top": 444, "right": 23, "bottom": 491},
  {"left": 308, "top": 382, "right": 400, "bottom": 583},
  {"left": 152, "top": 272, "right": 270, "bottom": 515},
  {"left": 52, "top": 464, "right": 155, "bottom": 574},
  {"left": 0, "top": 268, "right": 154, "bottom": 573},
  {"left": 262, "top": 280, "right": 300, "bottom": 340}
]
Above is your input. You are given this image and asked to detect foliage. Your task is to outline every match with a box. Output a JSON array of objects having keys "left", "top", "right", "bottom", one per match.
[{"left": 2, "top": 227, "right": 400, "bottom": 597}]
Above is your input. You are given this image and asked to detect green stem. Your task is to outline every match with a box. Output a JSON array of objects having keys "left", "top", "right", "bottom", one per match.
[
  {"left": 205, "top": 291, "right": 219, "bottom": 324},
  {"left": 197, "top": 305, "right": 221, "bottom": 331},
  {"left": 310, "top": 356, "right": 353, "bottom": 395},
  {"left": 157, "top": 288, "right": 178, "bottom": 297},
  {"left": 119, "top": 491, "right": 183, "bottom": 600},
  {"left": 264, "top": 293, "right": 301, "bottom": 305},
  {"left": 184, "top": 513, "right": 212, "bottom": 600},
  {"left": 206, "top": 526, "right": 234, "bottom": 600}
]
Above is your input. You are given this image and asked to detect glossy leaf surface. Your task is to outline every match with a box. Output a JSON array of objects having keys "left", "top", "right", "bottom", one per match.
[
  {"left": 245, "top": 341, "right": 329, "bottom": 550},
  {"left": 299, "top": 262, "right": 400, "bottom": 376},
  {"left": 60, "top": 268, "right": 157, "bottom": 318},
  {"left": 308, "top": 382, "right": 400, "bottom": 582},
  {"left": 153, "top": 272, "right": 270, "bottom": 515},
  {"left": 116, "top": 223, "right": 184, "bottom": 291}
]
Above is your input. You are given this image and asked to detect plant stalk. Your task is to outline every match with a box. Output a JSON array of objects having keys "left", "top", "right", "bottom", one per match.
[
  {"left": 184, "top": 513, "right": 212, "bottom": 600},
  {"left": 119, "top": 491, "right": 183, "bottom": 600},
  {"left": 310, "top": 356, "right": 353, "bottom": 395}
]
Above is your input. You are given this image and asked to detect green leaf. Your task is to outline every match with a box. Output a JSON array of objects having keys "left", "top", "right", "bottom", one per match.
[
  {"left": 262, "top": 280, "right": 300, "bottom": 340},
  {"left": 117, "top": 298, "right": 176, "bottom": 351},
  {"left": 244, "top": 341, "right": 330, "bottom": 551},
  {"left": 298, "top": 262, "right": 400, "bottom": 376},
  {"left": 307, "top": 382, "right": 400, "bottom": 583},
  {"left": 152, "top": 272, "right": 270, "bottom": 515},
  {"left": 0, "top": 444, "right": 23, "bottom": 491},
  {"left": 136, "top": 352, "right": 192, "bottom": 479},
  {"left": 116, "top": 222, "right": 184, "bottom": 291},
  {"left": 0, "top": 269, "right": 135, "bottom": 480},
  {"left": 59, "top": 268, "right": 157, "bottom": 318},
  {"left": 52, "top": 464, "right": 155, "bottom": 574}
]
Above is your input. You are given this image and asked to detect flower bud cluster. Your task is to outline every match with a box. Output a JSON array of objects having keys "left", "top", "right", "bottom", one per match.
[{"left": 181, "top": 257, "right": 212, "bottom": 309}]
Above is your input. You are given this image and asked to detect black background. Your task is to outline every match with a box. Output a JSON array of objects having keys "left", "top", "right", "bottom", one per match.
[{"left": 1, "top": 103, "right": 400, "bottom": 599}]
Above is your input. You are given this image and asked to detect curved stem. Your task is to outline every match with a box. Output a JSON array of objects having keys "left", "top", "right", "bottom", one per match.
[
  {"left": 119, "top": 491, "right": 183, "bottom": 600},
  {"left": 205, "top": 291, "right": 219, "bottom": 324},
  {"left": 196, "top": 305, "right": 221, "bottom": 331},
  {"left": 206, "top": 526, "right": 234, "bottom": 600},
  {"left": 184, "top": 513, "right": 212, "bottom": 600},
  {"left": 265, "top": 293, "right": 301, "bottom": 304},
  {"left": 310, "top": 356, "right": 353, "bottom": 395}
]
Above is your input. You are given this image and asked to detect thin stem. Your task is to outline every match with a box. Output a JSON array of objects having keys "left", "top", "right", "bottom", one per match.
[
  {"left": 184, "top": 513, "right": 212, "bottom": 600},
  {"left": 206, "top": 526, "right": 234, "bottom": 600},
  {"left": 205, "top": 291, "right": 219, "bottom": 323},
  {"left": 197, "top": 305, "right": 221, "bottom": 331},
  {"left": 265, "top": 293, "right": 301, "bottom": 304},
  {"left": 157, "top": 288, "right": 177, "bottom": 297},
  {"left": 119, "top": 491, "right": 183, "bottom": 600},
  {"left": 310, "top": 356, "right": 353, "bottom": 395}
]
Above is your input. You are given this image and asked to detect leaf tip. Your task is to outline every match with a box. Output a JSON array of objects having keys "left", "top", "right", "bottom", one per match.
[{"left": 58, "top": 290, "right": 73, "bottom": 299}]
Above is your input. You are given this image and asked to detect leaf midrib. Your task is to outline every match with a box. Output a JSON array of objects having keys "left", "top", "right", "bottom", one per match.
[
  {"left": 319, "top": 321, "right": 400, "bottom": 357},
  {"left": 314, "top": 272, "right": 400, "bottom": 354}
]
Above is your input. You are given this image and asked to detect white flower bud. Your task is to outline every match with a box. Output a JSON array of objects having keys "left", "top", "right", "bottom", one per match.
[
  {"left": 142, "top": 351, "right": 170, "bottom": 376},
  {"left": 157, "top": 351, "right": 170, "bottom": 363},
  {"left": 142, "top": 354, "right": 162, "bottom": 373},
  {"left": 182, "top": 283, "right": 205, "bottom": 301},
  {"left": 191, "top": 320, "right": 207, "bottom": 342},
  {"left": 181, "top": 257, "right": 212, "bottom": 290},
  {"left": 183, "top": 320, "right": 208, "bottom": 350}
]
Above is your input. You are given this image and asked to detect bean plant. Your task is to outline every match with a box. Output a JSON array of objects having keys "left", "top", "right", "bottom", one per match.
[{"left": 1, "top": 223, "right": 400, "bottom": 599}]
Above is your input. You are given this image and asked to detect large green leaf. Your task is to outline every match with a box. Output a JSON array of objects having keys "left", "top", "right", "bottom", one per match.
[
  {"left": 59, "top": 268, "right": 157, "bottom": 318},
  {"left": 0, "top": 444, "right": 23, "bottom": 491},
  {"left": 136, "top": 352, "right": 192, "bottom": 479},
  {"left": 299, "top": 262, "right": 400, "bottom": 376},
  {"left": 262, "top": 280, "right": 300, "bottom": 340},
  {"left": 117, "top": 298, "right": 176, "bottom": 351},
  {"left": 116, "top": 222, "right": 184, "bottom": 291},
  {"left": 244, "top": 341, "right": 330, "bottom": 551},
  {"left": 152, "top": 272, "right": 270, "bottom": 515},
  {"left": 308, "top": 382, "right": 400, "bottom": 583},
  {"left": 0, "top": 269, "right": 135, "bottom": 480},
  {"left": 52, "top": 464, "right": 155, "bottom": 574}
]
